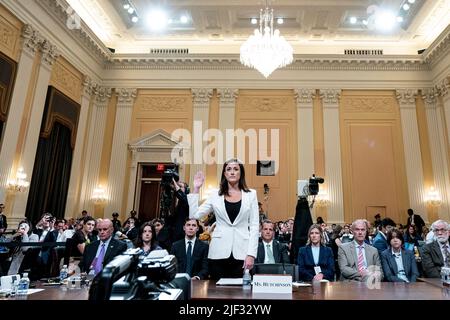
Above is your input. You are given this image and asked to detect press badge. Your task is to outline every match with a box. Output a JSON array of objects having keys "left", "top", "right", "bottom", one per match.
[{"left": 314, "top": 266, "right": 322, "bottom": 275}]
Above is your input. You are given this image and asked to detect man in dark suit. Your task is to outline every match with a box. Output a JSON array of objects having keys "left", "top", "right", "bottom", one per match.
[
  {"left": 256, "top": 220, "right": 290, "bottom": 264},
  {"left": 170, "top": 218, "right": 209, "bottom": 280},
  {"left": 81, "top": 218, "right": 127, "bottom": 274},
  {"left": 421, "top": 219, "right": 449, "bottom": 278},
  {"left": 372, "top": 218, "right": 396, "bottom": 255},
  {"left": 406, "top": 208, "right": 425, "bottom": 235}
]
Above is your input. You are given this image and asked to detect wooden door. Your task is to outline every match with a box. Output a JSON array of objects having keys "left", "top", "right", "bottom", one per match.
[{"left": 138, "top": 180, "right": 161, "bottom": 223}]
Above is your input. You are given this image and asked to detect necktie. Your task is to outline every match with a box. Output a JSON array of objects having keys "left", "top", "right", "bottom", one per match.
[
  {"left": 357, "top": 245, "right": 365, "bottom": 273},
  {"left": 266, "top": 244, "right": 275, "bottom": 263},
  {"left": 94, "top": 243, "right": 106, "bottom": 275},
  {"left": 443, "top": 245, "right": 449, "bottom": 268},
  {"left": 186, "top": 241, "right": 193, "bottom": 275}
]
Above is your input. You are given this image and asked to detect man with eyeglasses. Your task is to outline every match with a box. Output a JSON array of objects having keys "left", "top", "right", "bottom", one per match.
[
  {"left": 81, "top": 219, "right": 127, "bottom": 275},
  {"left": 421, "top": 219, "right": 450, "bottom": 278}
]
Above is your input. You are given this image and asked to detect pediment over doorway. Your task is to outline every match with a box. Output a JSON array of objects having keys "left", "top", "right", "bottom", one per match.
[{"left": 128, "top": 129, "right": 181, "bottom": 151}]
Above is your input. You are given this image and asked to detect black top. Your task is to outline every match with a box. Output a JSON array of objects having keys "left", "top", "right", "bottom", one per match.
[{"left": 224, "top": 199, "right": 241, "bottom": 224}]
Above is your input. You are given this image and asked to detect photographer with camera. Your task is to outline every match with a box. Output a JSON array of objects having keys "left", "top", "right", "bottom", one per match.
[
  {"left": 168, "top": 178, "right": 191, "bottom": 243},
  {"left": 187, "top": 158, "right": 259, "bottom": 279}
]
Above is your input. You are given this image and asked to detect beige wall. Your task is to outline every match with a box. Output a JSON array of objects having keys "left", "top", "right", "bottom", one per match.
[{"left": 340, "top": 90, "right": 409, "bottom": 224}]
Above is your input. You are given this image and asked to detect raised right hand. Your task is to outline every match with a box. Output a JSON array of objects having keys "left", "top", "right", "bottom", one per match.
[{"left": 193, "top": 171, "right": 205, "bottom": 193}]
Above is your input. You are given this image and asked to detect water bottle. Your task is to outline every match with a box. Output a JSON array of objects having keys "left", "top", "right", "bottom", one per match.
[
  {"left": 60, "top": 264, "right": 68, "bottom": 282},
  {"left": 242, "top": 269, "right": 252, "bottom": 290},
  {"left": 17, "top": 273, "right": 30, "bottom": 296}
]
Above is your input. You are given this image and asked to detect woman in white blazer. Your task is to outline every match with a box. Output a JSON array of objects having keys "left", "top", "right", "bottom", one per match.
[{"left": 186, "top": 159, "right": 259, "bottom": 279}]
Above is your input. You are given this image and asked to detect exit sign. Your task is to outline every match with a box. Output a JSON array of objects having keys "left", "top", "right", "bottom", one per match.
[{"left": 156, "top": 164, "right": 165, "bottom": 171}]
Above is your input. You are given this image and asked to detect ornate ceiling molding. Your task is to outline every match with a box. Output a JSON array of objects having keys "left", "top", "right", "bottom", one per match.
[
  {"left": 424, "top": 24, "right": 450, "bottom": 68},
  {"left": 104, "top": 54, "right": 429, "bottom": 72}
]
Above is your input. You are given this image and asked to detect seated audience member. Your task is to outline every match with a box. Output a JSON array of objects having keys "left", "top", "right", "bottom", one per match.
[
  {"left": 372, "top": 218, "right": 396, "bottom": 254},
  {"left": 338, "top": 219, "right": 383, "bottom": 282},
  {"left": 129, "top": 210, "right": 141, "bottom": 228},
  {"left": 381, "top": 229, "right": 419, "bottom": 282},
  {"left": 123, "top": 217, "right": 138, "bottom": 242},
  {"left": 421, "top": 220, "right": 449, "bottom": 278},
  {"left": 134, "top": 222, "right": 161, "bottom": 256},
  {"left": 170, "top": 218, "right": 209, "bottom": 279},
  {"left": 403, "top": 224, "right": 423, "bottom": 251},
  {"left": 339, "top": 224, "right": 354, "bottom": 244},
  {"left": 153, "top": 218, "right": 171, "bottom": 251},
  {"left": 81, "top": 219, "right": 127, "bottom": 275},
  {"left": 297, "top": 224, "right": 335, "bottom": 282},
  {"left": 32, "top": 213, "right": 58, "bottom": 279},
  {"left": 256, "top": 220, "right": 290, "bottom": 264},
  {"left": 111, "top": 212, "right": 122, "bottom": 233},
  {"left": 8, "top": 220, "right": 39, "bottom": 275},
  {"left": 70, "top": 216, "right": 97, "bottom": 257}
]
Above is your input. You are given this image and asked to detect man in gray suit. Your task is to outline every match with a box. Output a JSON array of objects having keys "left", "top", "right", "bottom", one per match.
[
  {"left": 338, "top": 219, "right": 383, "bottom": 282},
  {"left": 421, "top": 219, "right": 449, "bottom": 278}
]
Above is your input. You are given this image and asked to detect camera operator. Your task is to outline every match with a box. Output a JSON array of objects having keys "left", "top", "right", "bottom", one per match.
[{"left": 168, "top": 178, "right": 192, "bottom": 243}]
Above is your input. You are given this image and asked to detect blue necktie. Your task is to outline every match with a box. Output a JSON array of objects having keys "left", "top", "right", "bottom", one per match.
[
  {"left": 94, "top": 243, "right": 106, "bottom": 275},
  {"left": 186, "top": 241, "right": 193, "bottom": 275}
]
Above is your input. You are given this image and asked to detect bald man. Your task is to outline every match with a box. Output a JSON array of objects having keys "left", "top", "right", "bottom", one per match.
[{"left": 81, "top": 218, "right": 127, "bottom": 274}]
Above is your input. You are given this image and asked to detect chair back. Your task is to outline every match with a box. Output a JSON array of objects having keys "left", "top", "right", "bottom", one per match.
[{"left": 253, "top": 263, "right": 298, "bottom": 281}]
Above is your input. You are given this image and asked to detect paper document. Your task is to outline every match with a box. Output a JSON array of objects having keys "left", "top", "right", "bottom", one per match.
[
  {"left": 216, "top": 278, "right": 243, "bottom": 286},
  {"left": 292, "top": 282, "right": 311, "bottom": 287}
]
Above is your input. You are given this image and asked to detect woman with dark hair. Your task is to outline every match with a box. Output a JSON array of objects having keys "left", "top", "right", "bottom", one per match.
[
  {"left": 297, "top": 224, "right": 335, "bottom": 282},
  {"left": 70, "top": 216, "right": 97, "bottom": 257},
  {"left": 185, "top": 158, "right": 259, "bottom": 279},
  {"left": 8, "top": 219, "right": 39, "bottom": 275},
  {"left": 381, "top": 229, "right": 419, "bottom": 282},
  {"left": 134, "top": 222, "right": 162, "bottom": 256},
  {"left": 403, "top": 224, "right": 423, "bottom": 251}
]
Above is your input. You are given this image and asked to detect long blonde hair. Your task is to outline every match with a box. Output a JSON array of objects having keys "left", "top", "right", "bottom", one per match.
[{"left": 306, "top": 224, "right": 325, "bottom": 246}]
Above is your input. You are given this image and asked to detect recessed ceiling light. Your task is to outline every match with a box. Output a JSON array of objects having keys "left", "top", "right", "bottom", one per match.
[
  {"left": 128, "top": 7, "right": 134, "bottom": 14},
  {"left": 180, "top": 15, "right": 188, "bottom": 23},
  {"left": 362, "top": 19, "right": 368, "bottom": 25},
  {"left": 123, "top": 3, "right": 130, "bottom": 10},
  {"left": 408, "top": 0, "right": 415, "bottom": 3},
  {"left": 396, "top": 16, "right": 404, "bottom": 23},
  {"left": 251, "top": 18, "right": 257, "bottom": 25},
  {"left": 349, "top": 17, "right": 357, "bottom": 24},
  {"left": 375, "top": 10, "right": 396, "bottom": 31},
  {"left": 146, "top": 10, "right": 168, "bottom": 31},
  {"left": 402, "top": 3, "right": 410, "bottom": 11},
  {"left": 277, "top": 18, "right": 284, "bottom": 24},
  {"left": 131, "top": 15, "right": 138, "bottom": 23}
]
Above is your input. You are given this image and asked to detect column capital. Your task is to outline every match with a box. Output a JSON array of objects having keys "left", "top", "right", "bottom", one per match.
[
  {"left": 116, "top": 88, "right": 137, "bottom": 104},
  {"left": 319, "top": 88, "right": 341, "bottom": 106},
  {"left": 436, "top": 76, "right": 450, "bottom": 98},
  {"left": 396, "top": 89, "right": 418, "bottom": 107},
  {"left": 40, "top": 40, "right": 59, "bottom": 67},
  {"left": 422, "top": 88, "right": 437, "bottom": 107},
  {"left": 217, "top": 88, "right": 238, "bottom": 105},
  {"left": 82, "top": 75, "right": 97, "bottom": 98},
  {"left": 20, "top": 24, "right": 40, "bottom": 57},
  {"left": 294, "top": 88, "right": 316, "bottom": 105},
  {"left": 94, "top": 86, "right": 112, "bottom": 103},
  {"left": 192, "top": 88, "right": 213, "bottom": 106}
]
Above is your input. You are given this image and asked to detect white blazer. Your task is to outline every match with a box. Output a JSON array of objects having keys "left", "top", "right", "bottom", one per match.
[{"left": 188, "top": 189, "right": 259, "bottom": 260}]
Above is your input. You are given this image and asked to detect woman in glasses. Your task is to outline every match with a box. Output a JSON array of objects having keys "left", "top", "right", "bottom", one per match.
[{"left": 185, "top": 158, "right": 259, "bottom": 279}]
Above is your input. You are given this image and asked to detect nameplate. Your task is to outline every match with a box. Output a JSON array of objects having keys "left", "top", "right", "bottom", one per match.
[{"left": 252, "top": 275, "right": 292, "bottom": 294}]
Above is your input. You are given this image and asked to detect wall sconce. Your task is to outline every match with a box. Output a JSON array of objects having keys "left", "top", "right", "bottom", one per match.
[
  {"left": 425, "top": 186, "right": 442, "bottom": 207},
  {"left": 315, "top": 189, "right": 330, "bottom": 207},
  {"left": 92, "top": 185, "right": 107, "bottom": 204},
  {"left": 7, "top": 167, "right": 30, "bottom": 193}
]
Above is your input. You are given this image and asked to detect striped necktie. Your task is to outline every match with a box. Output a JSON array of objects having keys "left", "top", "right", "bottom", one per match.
[{"left": 357, "top": 245, "right": 365, "bottom": 272}]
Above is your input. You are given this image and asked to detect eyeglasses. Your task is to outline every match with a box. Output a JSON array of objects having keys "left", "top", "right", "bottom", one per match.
[{"left": 434, "top": 228, "right": 448, "bottom": 233}]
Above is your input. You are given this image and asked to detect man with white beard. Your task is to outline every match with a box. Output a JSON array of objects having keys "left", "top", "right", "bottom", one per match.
[{"left": 421, "top": 220, "right": 449, "bottom": 278}]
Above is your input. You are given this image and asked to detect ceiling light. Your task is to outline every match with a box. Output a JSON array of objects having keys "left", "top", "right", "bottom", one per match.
[
  {"left": 131, "top": 15, "right": 138, "bottom": 23},
  {"left": 396, "top": 16, "right": 404, "bottom": 23},
  {"left": 123, "top": 3, "right": 130, "bottom": 10},
  {"left": 146, "top": 10, "right": 168, "bottom": 31},
  {"left": 408, "top": 0, "right": 415, "bottom": 3},
  {"left": 402, "top": 3, "right": 410, "bottom": 11},
  {"left": 362, "top": 19, "right": 368, "bottom": 25},
  {"left": 277, "top": 18, "right": 284, "bottom": 24},
  {"left": 180, "top": 15, "right": 188, "bottom": 23},
  {"left": 128, "top": 7, "right": 134, "bottom": 14},
  {"left": 375, "top": 10, "right": 396, "bottom": 31},
  {"left": 251, "top": 18, "right": 257, "bottom": 25},
  {"left": 349, "top": 16, "right": 357, "bottom": 24}
]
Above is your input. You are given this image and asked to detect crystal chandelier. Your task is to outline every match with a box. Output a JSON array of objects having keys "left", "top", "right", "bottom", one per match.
[
  {"left": 7, "top": 167, "right": 30, "bottom": 193},
  {"left": 240, "top": 1, "right": 293, "bottom": 78}
]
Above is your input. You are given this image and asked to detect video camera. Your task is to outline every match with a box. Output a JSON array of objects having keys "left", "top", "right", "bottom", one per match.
[
  {"left": 297, "top": 174, "right": 324, "bottom": 197},
  {"left": 161, "top": 169, "right": 179, "bottom": 187}
]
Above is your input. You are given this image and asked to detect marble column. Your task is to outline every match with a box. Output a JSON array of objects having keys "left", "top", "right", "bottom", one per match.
[
  {"left": 320, "top": 89, "right": 344, "bottom": 224},
  {"left": 78, "top": 86, "right": 111, "bottom": 215},
  {"left": 190, "top": 88, "right": 213, "bottom": 193},
  {"left": 105, "top": 88, "right": 137, "bottom": 216},
  {"left": 396, "top": 89, "right": 427, "bottom": 219},
  {"left": 216, "top": 88, "right": 238, "bottom": 180},
  {"left": 0, "top": 25, "right": 40, "bottom": 203},
  {"left": 12, "top": 38, "right": 59, "bottom": 218}
]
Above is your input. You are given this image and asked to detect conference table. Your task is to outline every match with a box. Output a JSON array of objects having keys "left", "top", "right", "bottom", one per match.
[
  {"left": 191, "top": 280, "right": 450, "bottom": 300},
  {"left": 2, "top": 279, "right": 450, "bottom": 300}
]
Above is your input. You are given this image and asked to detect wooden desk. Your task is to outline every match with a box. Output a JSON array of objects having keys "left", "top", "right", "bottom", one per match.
[
  {"left": 191, "top": 280, "right": 450, "bottom": 300},
  {"left": 418, "top": 277, "right": 450, "bottom": 289}
]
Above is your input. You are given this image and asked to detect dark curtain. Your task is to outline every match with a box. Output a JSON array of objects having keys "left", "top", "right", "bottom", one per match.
[{"left": 25, "top": 122, "right": 73, "bottom": 224}]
